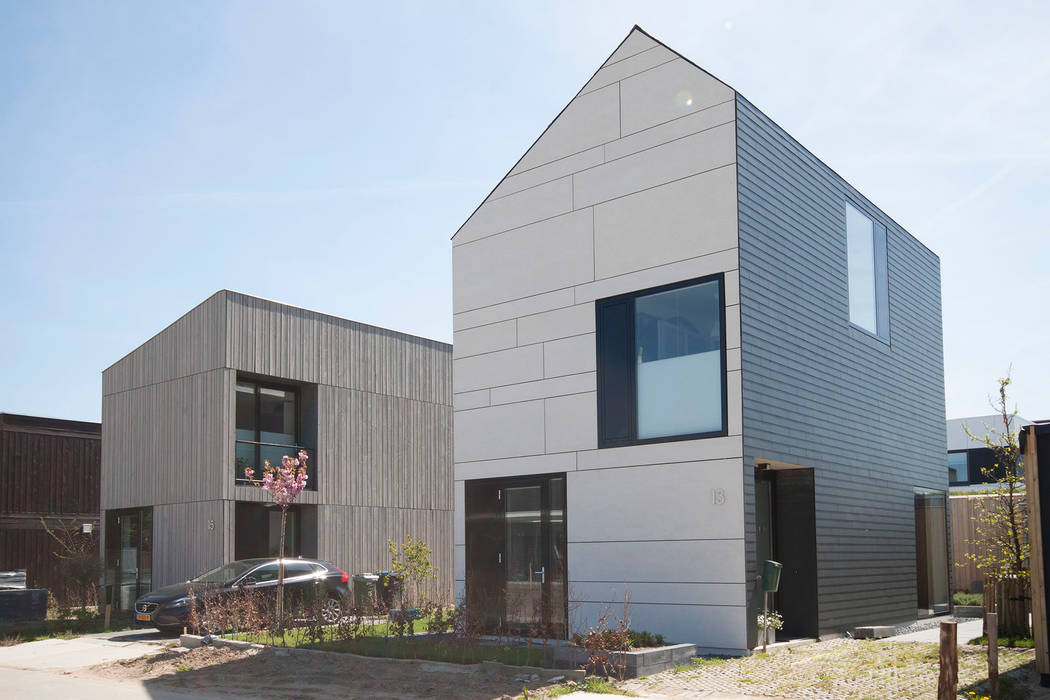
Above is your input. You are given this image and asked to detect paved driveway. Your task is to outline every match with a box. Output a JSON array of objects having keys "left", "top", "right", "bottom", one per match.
[{"left": 0, "top": 629, "right": 218, "bottom": 700}]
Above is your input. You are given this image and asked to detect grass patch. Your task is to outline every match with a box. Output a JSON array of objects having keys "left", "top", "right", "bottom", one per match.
[
  {"left": 231, "top": 613, "right": 443, "bottom": 647},
  {"left": 673, "top": 656, "right": 728, "bottom": 673},
  {"left": 235, "top": 630, "right": 546, "bottom": 667},
  {"left": 0, "top": 615, "right": 134, "bottom": 644},
  {"left": 967, "top": 635, "right": 1034, "bottom": 648},
  {"left": 954, "top": 592, "right": 984, "bottom": 606},
  {"left": 548, "top": 677, "right": 632, "bottom": 696}
]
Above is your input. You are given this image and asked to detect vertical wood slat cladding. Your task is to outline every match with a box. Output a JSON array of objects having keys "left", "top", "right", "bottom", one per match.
[
  {"left": 318, "top": 505, "right": 455, "bottom": 601},
  {"left": 1, "top": 423, "right": 100, "bottom": 515},
  {"left": 101, "top": 368, "right": 228, "bottom": 510},
  {"left": 103, "top": 291, "right": 452, "bottom": 590},
  {"left": 153, "top": 501, "right": 227, "bottom": 585},
  {"left": 103, "top": 293, "right": 227, "bottom": 396},
  {"left": 735, "top": 95, "right": 947, "bottom": 639}
]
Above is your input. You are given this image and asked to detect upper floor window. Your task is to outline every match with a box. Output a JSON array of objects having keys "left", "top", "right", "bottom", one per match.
[
  {"left": 846, "top": 202, "right": 889, "bottom": 339},
  {"left": 235, "top": 380, "right": 314, "bottom": 489},
  {"left": 596, "top": 274, "right": 727, "bottom": 448},
  {"left": 948, "top": 451, "right": 968, "bottom": 485}
]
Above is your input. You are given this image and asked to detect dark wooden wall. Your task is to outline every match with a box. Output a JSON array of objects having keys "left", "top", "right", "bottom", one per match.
[
  {"left": 0, "top": 413, "right": 101, "bottom": 602},
  {"left": 1, "top": 416, "right": 101, "bottom": 515}
]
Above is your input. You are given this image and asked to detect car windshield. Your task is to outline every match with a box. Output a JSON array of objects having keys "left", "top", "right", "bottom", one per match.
[{"left": 191, "top": 561, "right": 264, "bottom": 583}]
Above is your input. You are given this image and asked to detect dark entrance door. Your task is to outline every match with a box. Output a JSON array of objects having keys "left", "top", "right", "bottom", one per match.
[
  {"left": 755, "top": 466, "right": 818, "bottom": 640},
  {"left": 465, "top": 473, "right": 567, "bottom": 637}
]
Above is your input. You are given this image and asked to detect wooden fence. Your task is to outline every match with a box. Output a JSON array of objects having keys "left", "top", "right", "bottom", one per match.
[
  {"left": 951, "top": 495, "right": 985, "bottom": 594},
  {"left": 950, "top": 493, "right": 1027, "bottom": 594}
]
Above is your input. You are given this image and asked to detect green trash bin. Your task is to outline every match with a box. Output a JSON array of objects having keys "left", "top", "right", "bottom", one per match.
[
  {"left": 352, "top": 573, "right": 379, "bottom": 614},
  {"left": 761, "top": 560, "right": 783, "bottom": 593}
]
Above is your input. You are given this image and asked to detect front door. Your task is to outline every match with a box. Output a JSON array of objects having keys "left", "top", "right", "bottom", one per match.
[
  {"left": 104, "top": 507, "right": 153, "bottom": 610},
  {"left": 465, "top": 473, "right": 567, "bottom": 637}
]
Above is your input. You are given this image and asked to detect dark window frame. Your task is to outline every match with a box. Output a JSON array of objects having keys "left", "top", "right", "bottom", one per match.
[
  {"left": 235, "top": 377, "right": 315, "bottom": 490},
  {"left": 947, "top": 450, "right": 969, "bottom": 486},
  {"left": 595, "top": 273, "right": 728, "bottom": 449}
]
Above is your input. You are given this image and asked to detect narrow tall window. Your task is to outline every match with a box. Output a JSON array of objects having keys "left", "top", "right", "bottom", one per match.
[
  {"left": 596, "top": 274, "right": 727, "bottom": 448},
  {"left": 846, "top": 202, "right": 889, "bottom": 339}
]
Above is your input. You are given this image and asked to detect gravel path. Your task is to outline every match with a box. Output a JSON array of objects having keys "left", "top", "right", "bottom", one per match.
[{"left": 625, "top": 637, "right": 1049, "bottom": 699}]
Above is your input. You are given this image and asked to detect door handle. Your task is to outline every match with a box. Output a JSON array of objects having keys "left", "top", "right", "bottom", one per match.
[{"left": 534, "top": 566, "right": 545, "bottom": 584}]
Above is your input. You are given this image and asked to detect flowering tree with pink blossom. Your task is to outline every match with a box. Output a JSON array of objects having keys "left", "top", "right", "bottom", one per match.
[{"left": 244, "top": 450, "right": 309, "bottom": 627}]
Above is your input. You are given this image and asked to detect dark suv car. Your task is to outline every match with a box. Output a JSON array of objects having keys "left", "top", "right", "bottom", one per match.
[{"left": 133, "top": 558, "right": 350, "bottom": 635}]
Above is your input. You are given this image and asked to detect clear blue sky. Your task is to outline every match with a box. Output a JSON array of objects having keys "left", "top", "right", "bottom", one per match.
[{"left": 1, "top": 1, "right": 1047, "bottom": 423}]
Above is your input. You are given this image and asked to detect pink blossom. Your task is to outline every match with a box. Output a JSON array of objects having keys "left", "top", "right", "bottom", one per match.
[{"left": 243, "top": 451, "right": 309, "bottom": 506}]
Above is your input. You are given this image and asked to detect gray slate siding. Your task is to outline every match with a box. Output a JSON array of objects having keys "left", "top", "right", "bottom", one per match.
[{"left": 735, "top": 95, "right": 947, "bottom": 639}]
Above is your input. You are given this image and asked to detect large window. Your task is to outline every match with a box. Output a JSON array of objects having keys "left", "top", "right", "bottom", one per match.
[
  {"left": 235, "top": 380, "right": 314, "bottom": 489},
  {"left": 846, "top": 202, "right": 889, "bottom": 339},
  {"left": 596, "top": 275, "right": 726, "bottom": 447}
]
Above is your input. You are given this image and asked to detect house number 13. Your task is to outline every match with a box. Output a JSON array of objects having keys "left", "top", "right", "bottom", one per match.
[{"left": 711, "top": 488, "right": 726, "bottom": 505}]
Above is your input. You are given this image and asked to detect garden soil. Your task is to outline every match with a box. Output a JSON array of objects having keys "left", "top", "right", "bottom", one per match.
[{"left": 88, "top": 644, "right": 568, "bottom": 699}]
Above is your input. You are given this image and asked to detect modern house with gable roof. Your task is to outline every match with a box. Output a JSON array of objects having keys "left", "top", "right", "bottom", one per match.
[{"left": 451, "top": 27, "right": 947, "bottom": 652}]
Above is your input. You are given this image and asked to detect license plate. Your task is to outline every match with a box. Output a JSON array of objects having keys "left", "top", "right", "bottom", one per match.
[{"left": 136, "top": 612, "right": 151, "bottom": 622}]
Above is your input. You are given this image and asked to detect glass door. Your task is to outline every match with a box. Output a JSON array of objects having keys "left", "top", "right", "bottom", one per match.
[
  {"left": 105, "top": 507, "right": 153, "bottom": 610},
  {"left": 504, "top": 484, "right": 544, "bottom": 632},
  {"left": 465, "top": 473, "right": 567, "bottom": 638}
]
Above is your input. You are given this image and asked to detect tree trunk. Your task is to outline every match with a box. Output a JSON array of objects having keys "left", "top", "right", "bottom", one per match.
[{"left": 277, "top": 506, "right": 287, "bottom": 631}]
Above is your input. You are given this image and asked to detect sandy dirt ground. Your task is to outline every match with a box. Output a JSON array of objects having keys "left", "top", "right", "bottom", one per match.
[{"left": 87, "top": 644, "right": 572, "bottom": 699}]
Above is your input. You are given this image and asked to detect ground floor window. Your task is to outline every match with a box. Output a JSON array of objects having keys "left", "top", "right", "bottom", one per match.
[
  {"left": 234, "top": 502, "right": 317, "bottom": 560},
  {"left": 104, "top": 507, "right": 152, "bottom": 611}
]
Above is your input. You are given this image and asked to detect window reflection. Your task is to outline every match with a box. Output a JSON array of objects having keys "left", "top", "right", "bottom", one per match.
[{"left": 635, "top": 279, "right": 723, "bottom": 439}]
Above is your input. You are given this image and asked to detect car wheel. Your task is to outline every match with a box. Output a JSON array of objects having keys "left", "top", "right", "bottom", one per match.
[{"left": 320, "top": 596, "right": 343, "bottom": 624}]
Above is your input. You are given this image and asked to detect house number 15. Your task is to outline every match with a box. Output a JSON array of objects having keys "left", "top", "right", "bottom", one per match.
[{"left": 711, "top": 488, "right": 727, "bottom": 505}]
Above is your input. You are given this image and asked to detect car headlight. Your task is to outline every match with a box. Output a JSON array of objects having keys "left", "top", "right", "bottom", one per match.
[{"left": 166, "top": 597, "right": 191, "bottom": 608}]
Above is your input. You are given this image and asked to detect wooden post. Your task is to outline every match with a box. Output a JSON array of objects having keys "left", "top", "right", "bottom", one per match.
[
  {"left": 938, "top": 621, "right": 958, "bottom": 700},
  {"left": 764, "top": 596, "right": 772, "bottom": 654},
  {"left": 987, "top": 612, "right": 999, "bottom": 698},
  {"left": 1024, "top": 424, "right": 1049, "bottom": 685},
  {"left": 104, "top": 602, "right": 112, "bottom": 631},
  {"left": 983, "top": 578, "right": 996, "bottom": 636}
]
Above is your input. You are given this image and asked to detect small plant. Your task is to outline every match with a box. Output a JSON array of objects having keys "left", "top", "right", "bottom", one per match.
[
  {"left": 387, "top": 535, "right": 436, "bottom": 610},
  {"left": 756, "top": 609, "right": 783, "bottom": 648},
  {"left": 756, "top": 609, "right": 783, "bottom": 632},
  {"left": 574, "top": 596, "right": 633, "bottom": 679},
  {"left": 628, "top": 629, "right": 665, "bottom": 647}
]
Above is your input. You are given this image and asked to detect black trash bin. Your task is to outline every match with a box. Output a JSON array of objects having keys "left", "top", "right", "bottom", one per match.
[
  {"left": 352, "top": 573, "right": 379, "bottom": 614},
  {"left": 375, "top": 571, "right": 403, "bottom": 611}
]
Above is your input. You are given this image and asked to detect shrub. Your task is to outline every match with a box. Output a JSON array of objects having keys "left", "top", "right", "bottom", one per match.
[
  {"left": 629, "top": 630, "right": 666, "bottom": 647},
  {"left": 953, "top": 592, "right": 983, "bottom": 606}
]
